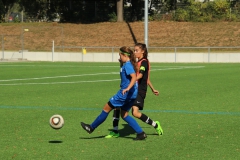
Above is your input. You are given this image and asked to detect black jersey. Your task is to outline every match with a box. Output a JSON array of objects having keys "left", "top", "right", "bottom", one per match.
[{"left": 137, "top": 58, "right": 150, "bottom": 94}]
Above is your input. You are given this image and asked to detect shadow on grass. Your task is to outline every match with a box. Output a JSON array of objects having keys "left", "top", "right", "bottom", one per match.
[
  {"left": 126, "top": 22, "right": 138, "bottom": 44},
  {"left": 79, "top": 124, "right": 157, "bottom": 139},
  {"left": 118, "top": 124, "right": 159, "bottom": 136},
  {"left": 118, "top": 124, "right": 135, "bottom": 137},
  {"left": 48, "top": 140, "right": 63, "bottom": 143},
  {"left": 79, "top": 124, "right": 136, "bottom": 139},
  {"left": 79, "top": 136, "right": 105, "bottom": 139}
]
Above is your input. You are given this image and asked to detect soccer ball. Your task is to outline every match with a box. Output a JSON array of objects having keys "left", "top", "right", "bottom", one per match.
[{"left": 49, "top": 114, "right": 64, "bottom": 129}]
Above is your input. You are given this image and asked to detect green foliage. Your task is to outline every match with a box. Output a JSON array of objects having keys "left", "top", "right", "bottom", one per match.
[
  {"left": 108, "top": 12, "right": 117, "bottom": 22},
  {"left": 13, "top": 16, "right": 20, "bottom": 23},
  {"left": 174, "top": 0, "right": 231, "bottom": 22},
  {"left": 1, "top": 0, "right": 239, "bottom": 23},
  {"left": 0, "top": 0, "right": 4, "bottom": 22},
  {"left": 226, "top": 4, "right": 240, "bottom": 22},
  {"left": 148, "top": 15, "right": 154, "bottom": 21},
  {"left": 175, "top": 8, "right": 189, "bottom": 21},
  {"left": 187, "top": 1, "right": 201, "bottom": 21}
]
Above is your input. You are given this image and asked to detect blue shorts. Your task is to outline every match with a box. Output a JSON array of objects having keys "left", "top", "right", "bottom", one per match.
[{"left": 109, "top": 89, "right": 137, "bottom": 111}]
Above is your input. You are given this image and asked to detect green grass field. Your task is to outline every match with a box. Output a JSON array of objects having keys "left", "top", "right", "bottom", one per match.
[{"left": 0, "top": 62, "right": 239, "bottom": 160}]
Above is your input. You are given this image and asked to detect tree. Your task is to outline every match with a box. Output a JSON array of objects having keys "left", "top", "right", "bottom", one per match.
[
  {"left": 1, "top": 0, "right": 151, "bottom": 23},
  {"left": 0, "top": 0, "right": 4, "bottom": 22},
  {"left": 0, "top": 0, "right": 19, "bottom": 22},
  {"left": 18, "top": 0, "right": 53, "bottom": 21},
  {"left": 116, "top": 0, "right": 124, "bottom": 22}
]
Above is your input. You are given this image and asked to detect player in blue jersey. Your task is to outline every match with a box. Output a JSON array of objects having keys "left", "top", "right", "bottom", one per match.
[
  {"left": 105, "top": 43, "right": 163, "bottom": 138},
  {"left": 80, "top": 46, "right": 147, "bottom": 140}
]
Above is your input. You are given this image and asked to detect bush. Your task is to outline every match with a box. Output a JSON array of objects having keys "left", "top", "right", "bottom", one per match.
[
  {"left": 13, "top": 17, "right": 20, "bottom": 23},
  {"left": 108, "top": 12, "right": 117, "bottom": 22},
  {"left": 173, "top": 0, "right": 232, "bottom": 22},
  {"left": 174, "top": 8, "right": 189, "bottom": 22}
]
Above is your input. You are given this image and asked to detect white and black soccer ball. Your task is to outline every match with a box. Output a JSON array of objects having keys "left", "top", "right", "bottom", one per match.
[{"left": 49, "top": 114, "right": 64, "bottom": 129}]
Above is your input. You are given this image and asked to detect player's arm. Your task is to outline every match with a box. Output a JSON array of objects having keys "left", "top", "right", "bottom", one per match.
[
  {"left": 122, "top": 73, "right": 137, "bottom": 95},
  {"left": 137, "top": 61, "right": 147, "bottom": 80},
  {"left": 118, "top": 59, "right": 124, "bottom": 88},
  {"left": 137, "top": 73, "right": 143, "bottom": 80},
  {"left": 148, "top": 79, "right": 159, "bottom": 96}
]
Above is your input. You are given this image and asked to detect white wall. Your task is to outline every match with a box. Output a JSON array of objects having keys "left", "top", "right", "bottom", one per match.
[{"left": 1, "top": 51, "right": 240, "bottom": 63}]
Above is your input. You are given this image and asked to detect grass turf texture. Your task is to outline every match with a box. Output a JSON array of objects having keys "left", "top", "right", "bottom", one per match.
[{"left": 0, "top": 62, "right": 239, "bottom": 159}]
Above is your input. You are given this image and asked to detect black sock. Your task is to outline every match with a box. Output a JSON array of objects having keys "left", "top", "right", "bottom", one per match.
[
  {"left": 113, "top": 109, "right": 120, "bottom": 132},
  {"left": 139, "top": 113, "right": 153, "bottom": 126},
  {"left": 154, "top": 123, "right": 158, "bottom": 129}
]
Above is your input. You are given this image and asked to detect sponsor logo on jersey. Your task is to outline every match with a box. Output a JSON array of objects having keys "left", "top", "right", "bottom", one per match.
[{"left": 140, "top": 66, "right": 145, "bottom": 71}]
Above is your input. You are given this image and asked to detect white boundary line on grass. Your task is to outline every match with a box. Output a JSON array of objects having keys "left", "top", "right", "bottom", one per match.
[
  {"left": 151, "top": 66, "right": 205, "bottom": 71},
  {"left": 0, "top": 66, "right": 205, "bottom": 85},
  {"left": 0, "top": 79, "right": 121, "bottom": 85},
  {"left": 0, "top": 65, "right": 120, "bottom": 67},
  {"left": 0, "top": 72, "right": 119, "bottom": 82},
  {"left": 0, "top": 64, "right": 205, "bottom": 68}
]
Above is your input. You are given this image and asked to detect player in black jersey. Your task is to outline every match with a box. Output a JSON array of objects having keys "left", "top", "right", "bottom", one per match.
[{"left": 105, "top": 43, "right": 163, "bottom": 138}]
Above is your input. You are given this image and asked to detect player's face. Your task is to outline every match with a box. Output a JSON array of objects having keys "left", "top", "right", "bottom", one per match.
[
  {"left": 134, "top": 46, "right": 144, "bottom": 59},
  {"left": 119, "top": 53, "right": 128, "bottom": 62}
]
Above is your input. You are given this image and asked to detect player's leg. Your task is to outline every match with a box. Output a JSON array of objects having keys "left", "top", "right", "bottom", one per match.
[
  {"left": 121, "top": 100, "right": 147, "bottom": 140},
  {"left": 132, "top": 106, "right": 163, "bottom": 135},
  {"left": 132, "top": 105, "right": 155, "bottom": 125},
  {"left": 105, "top": 91, "right": 124, "bottom": 138},
  {"left": 81, "top": 102, "right": 113, "bottom": 134},
  {"left": 132, "top": 94, "right": 156, "bottom": 125},
  {"left": 121, "top": 109, "right": 147, "bottom": 140},
  {"left": 132, "top": 94, "right": 163, "bottom": 135},
  {"left": 105, "top": 108, "right": 121, "bottom": 138}
]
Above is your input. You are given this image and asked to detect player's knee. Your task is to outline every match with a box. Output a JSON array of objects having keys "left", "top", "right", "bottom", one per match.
[{"left": 132, "top": 108, "right": 139, "bottom": 118}]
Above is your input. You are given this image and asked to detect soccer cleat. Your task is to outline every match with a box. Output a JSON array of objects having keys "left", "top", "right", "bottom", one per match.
[
  {"left": 105, "top": 131, "right": 120, "bottom": 138},
  {"left": 133, "top": 132, "right": 147, "bottom": 140},
  {"left": 155, "top": 121, "right": 163, "bottom": 135},
  {"left": 80, "top": 122, "right": 94, "bottom": 134}
]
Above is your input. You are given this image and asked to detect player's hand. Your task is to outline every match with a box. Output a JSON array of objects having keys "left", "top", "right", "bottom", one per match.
[
  {"left": 152, "top": 89, "right": 159, "bottom": 96},
  {"left": 122, "top": 88, "right": 129, "bottom": 95}
]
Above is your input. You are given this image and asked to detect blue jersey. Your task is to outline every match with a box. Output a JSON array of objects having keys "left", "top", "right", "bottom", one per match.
[
  {"left": 120, "top": 61, "right": 136, "bottom": 91},
  {"left": 109, "top": 61, "right": 138, "bottom": 110}
]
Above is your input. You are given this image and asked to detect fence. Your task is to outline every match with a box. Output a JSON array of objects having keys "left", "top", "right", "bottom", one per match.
[
  {"left": 1, "top": 45, "right": 239, "bottom": 63},
  {"left": 54, "top": 46, "right": 240, "bottom": 63},
  {"left": 1, "top": 35, "right": 23, "bottom": 60},
  {"left": 0, "top": 26, "right": 63, "bottom": 61}
]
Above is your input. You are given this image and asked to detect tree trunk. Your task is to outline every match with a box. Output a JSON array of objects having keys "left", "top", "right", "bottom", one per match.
[{"left": 116, "top": 0, "right": 123, "bottom": 22}]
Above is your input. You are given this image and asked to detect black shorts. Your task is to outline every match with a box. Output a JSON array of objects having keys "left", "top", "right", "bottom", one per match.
[{"left": 133, "top": 92, "right": 146, "bottom": 110}]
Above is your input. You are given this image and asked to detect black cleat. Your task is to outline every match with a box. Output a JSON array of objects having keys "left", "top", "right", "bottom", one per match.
[
  {"left": 80, "top": 122, "right": 94, "bottom": 134},
  {"left": 133, "top": 132, "right": 147, "bottom": 140}
]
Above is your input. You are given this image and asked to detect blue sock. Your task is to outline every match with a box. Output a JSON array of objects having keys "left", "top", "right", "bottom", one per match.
[
  {"left": 123, "top": 115, "right": 143, "bottom": 134},
  {"left": 90, "top": 110, "right": 109, "bottom": 129}
]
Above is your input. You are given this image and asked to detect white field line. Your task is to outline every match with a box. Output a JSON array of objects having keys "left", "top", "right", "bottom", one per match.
[
  {"left": 0, "top": 64, "right": 120, "bottom": 68},
  {"left": 0, "top": 64, "right": 204, "bottom": 68},
  {"left": 0, "top": 65, "right": 36, "bottom": 67},
  {"left": 151, "top": 66, "right": 205, "bottom": 71},
  {"left": 0, "top": 79, "right": 121, "bottom": 85},
  {"left": 0, "top": 72, "right": 119, "bottom": 82},
  {"left": 0, "top": 66, "right": 205, "bottom": 85}
]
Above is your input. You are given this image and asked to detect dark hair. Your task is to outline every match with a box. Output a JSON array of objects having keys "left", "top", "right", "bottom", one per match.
[
  {"left": 119, "top": 46, "right": 137, "bottom": 72},
  {"left": 135, "top": 43, "right": 148, "bottom": 60}
]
